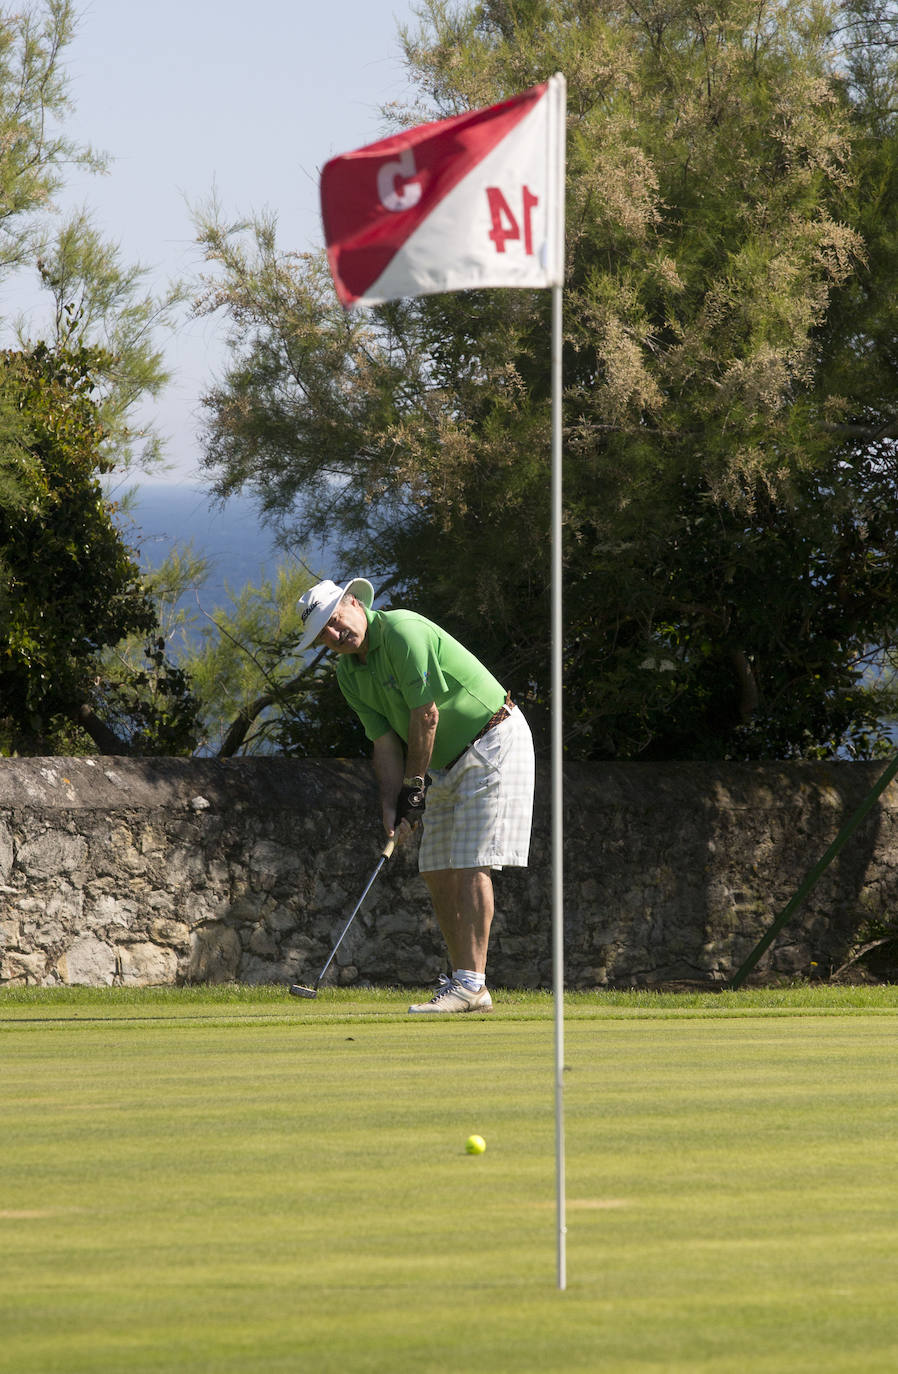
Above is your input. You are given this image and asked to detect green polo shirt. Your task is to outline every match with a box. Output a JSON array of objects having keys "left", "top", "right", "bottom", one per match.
[{"left": 336, "top": 608, "right": 505, "bottom": 769}]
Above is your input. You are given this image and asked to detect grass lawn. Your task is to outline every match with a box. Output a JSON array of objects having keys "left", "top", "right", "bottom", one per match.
[{"left": 1, "top": 985, "right": 897, "bottom": 1372}]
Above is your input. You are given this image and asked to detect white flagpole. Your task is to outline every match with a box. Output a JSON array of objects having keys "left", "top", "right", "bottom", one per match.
[
  {"left": 551, "top": 275, "right": 566, "bottom": 1293},
  {"left": 549, "top": 72, "right": 567, "bottom": 1294}
]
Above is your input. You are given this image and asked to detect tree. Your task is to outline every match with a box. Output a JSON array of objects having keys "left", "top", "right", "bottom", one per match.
[
  {"left": 0, "top": 342, "right": 161, "bottom": 751},
  {"left": 192, "top": 0, "right": 898, "bottom": 761},
  {"left": 0, "top": 1, "right": 188, "bottom": 486},
  {"left": 0, "top": 1, "right": 103, "bottom": 282},
  {"left": 99, "top": 541, "right": 352, "bottom": 757},
  {"left": 150, "top": 557, "right": 333, "bottom": 758},
  {"left": 0, "top": 3, "right": 205, "bottom": 755},
  {"left": 23, "top": 210, "right": 187, "bottom": 473}
]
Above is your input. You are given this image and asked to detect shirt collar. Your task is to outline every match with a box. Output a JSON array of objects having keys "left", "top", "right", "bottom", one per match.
[{"left": 362, "top": 605, "right": 383, "bottom": 653}]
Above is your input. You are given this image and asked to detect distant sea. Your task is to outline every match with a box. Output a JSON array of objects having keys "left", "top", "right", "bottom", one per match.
[{"left": 121, "top": 484, "right": 286, "bottom": 613}]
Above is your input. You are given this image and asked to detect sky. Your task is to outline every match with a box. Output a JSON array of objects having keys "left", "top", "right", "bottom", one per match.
[{"left": 6, "top": 0, "right": 424, "bottom": 481}]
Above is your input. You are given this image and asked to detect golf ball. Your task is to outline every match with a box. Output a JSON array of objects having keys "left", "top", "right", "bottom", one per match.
[{"left": 465, "top": 1134, "right": 486, "bottom": 1155}]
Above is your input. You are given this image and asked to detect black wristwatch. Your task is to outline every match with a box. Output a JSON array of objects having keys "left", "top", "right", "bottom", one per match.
[{"left": 396, "top": 774, "right": 432, "bottom": 826}]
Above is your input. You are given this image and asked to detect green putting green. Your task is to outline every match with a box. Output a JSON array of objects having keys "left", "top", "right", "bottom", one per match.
[{"left": 2, "top": 986, "right": 897, "bottom": 1373}]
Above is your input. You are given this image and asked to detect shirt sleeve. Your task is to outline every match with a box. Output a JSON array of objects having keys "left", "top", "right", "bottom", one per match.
[{"left": 383, "top": 617, "right": 450, "bottom": 710}]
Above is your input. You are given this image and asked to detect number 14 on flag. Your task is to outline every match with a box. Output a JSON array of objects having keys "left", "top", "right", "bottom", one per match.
[{"left": 487, "top": 185, "right": 541, "bottom": 256}]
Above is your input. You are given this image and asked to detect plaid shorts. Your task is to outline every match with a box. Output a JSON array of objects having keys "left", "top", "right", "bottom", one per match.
[{"left": 418, "top": 705, "right": 535, "bottom": 872}]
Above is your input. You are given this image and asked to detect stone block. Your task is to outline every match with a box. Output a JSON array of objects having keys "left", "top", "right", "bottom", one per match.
[
  {"left": 225, "top": 894, "right": 267, "bottom": 922},
  {"left": 164, "top": 846, "right": 208, "bottom": 887},
  {"left": 148, "top": 917, "right": 190, "bottom": 947},
  {"left": 118, "top": 942, "right": 179, "bottom": 985},
  {"left": 57, "top": 936, "right": 117, "bottom": 986},
  {"left": 249, "top": 839, "right": 304, "bottom": 892},
  {"left": 1, "top": 949, "right": 50, "bottom": 982},
  {"left": 17, "top": 831, "right": 88, "bottom": 879},
  {"left": 88, "top": 893, "right": 140, "bottom": 930},
  {"left": 374, "top": 909, "right": 422, "bottom": 939},
  {"left": 184, "top": 891, "right": 225, "bottom": 924},
  {"left": 265, "top": 905, "right": 298, "bottom": 934},
  {"left": 187, "top": 924, "right": 241, "bottom": 983},
  {"left": 0, "top": 822, "right": 13, "bottom": 880},
  {"left": 105, "top": 824, "right": 148, "bottom": 876},
  {"left": 248, "top": 927, "right": 278, "bottom": 958},
  {"left": 236, "top": 953, "right": 286, "bottom": 985}
]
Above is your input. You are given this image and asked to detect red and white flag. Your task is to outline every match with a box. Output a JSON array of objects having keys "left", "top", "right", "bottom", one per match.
[{"left": 320, "top": 74, "right": 566, "bottom": 307}]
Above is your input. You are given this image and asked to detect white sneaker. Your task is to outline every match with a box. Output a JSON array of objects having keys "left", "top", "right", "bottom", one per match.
[{"left": 408, "top": 978, "right": 493, "bottom": 1014}]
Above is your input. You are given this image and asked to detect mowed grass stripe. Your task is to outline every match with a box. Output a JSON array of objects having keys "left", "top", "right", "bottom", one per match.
[
  {"left": 2, "top": 983, "right": 898, "bottom": 1022},
  {"left": 1, "top": 996, "right": 897, "bottom": 1372}
]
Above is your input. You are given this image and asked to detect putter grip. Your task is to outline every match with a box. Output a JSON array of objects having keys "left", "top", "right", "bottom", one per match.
[{"left": 383, "top": 837, "right": 396, "bottom": 860}]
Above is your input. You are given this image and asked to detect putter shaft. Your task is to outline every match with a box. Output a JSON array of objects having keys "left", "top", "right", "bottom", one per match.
[{"left": 290, "top": 838, "right": 395, "bottom": 999}]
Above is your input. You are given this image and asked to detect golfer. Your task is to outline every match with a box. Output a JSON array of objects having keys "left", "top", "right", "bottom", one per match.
[{"left": 298, "top": 577, "right": 535, "bottom": 1013}]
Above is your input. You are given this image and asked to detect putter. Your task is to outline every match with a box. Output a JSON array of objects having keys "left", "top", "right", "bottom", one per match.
[{"left": 289, "top": 837, "right": 395, "bottom": 999}]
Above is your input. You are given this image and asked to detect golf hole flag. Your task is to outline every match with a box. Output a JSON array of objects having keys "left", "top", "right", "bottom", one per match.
[
  {"left": 321, "top": 72, "right": 570, "bottom": 1293},
  {"left": 320, "top": 74, "right": 565, "bottom": 307}
]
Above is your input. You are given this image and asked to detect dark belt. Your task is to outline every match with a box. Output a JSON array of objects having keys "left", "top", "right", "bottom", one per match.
[{"left": 444, "top": 692, "right": 514, "bottom": 771}]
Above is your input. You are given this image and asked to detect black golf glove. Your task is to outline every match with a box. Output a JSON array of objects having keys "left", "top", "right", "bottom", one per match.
[{"left": 395, "top": 774, "right": 432, "bottom": 829}]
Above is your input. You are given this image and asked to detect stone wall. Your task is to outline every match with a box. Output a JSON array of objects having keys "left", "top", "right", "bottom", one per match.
[{"left": 1, "top": 756, "right": 897, "bottom": 989}]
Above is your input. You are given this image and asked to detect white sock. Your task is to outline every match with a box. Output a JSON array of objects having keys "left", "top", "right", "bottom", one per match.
[{"left": 454, "top": 968, "right": 485, "bottom": 992}]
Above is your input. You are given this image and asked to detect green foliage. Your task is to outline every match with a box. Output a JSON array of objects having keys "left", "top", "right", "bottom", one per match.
[
  {"left": 90, "top": 636, "right": 201, "bottom": 757},
  {"left": 0, "top": 1, "right": 103, "bottom": 283},
  {"left": 0, "top": 3, "right": 181, "bottom": 479},
  {"left": 0, "top": 0, "right": 187, "bottom": 479},
  {"left": 0, "top": 3, "right": 204, "bottom": 755},
  {"left": 23, "top": 211, "right": 187, "bottom": 472},
  {"left": 0, "top": 342, "right": 168, "bottom": 751},
  {"left": 172, "top": 559, "right": 303, "bottom": 754},
  {"left": 91, "top": 541, "right": 211, "bottom": 755},
  {"left": 102, "top": 544, "right": 357, "bottom": 758},
  {"left": 192, "top": 0, "right": 898, "bottom": 760}
]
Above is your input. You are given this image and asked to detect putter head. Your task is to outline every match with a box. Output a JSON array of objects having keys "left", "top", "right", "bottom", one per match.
[{"left": 289, "top": 983, "right": 318, "bottom": 999}]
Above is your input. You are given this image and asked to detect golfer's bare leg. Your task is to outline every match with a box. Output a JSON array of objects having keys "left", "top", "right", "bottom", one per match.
[{"left": 423, "top": 867, "right": 494, "bottom": 974}]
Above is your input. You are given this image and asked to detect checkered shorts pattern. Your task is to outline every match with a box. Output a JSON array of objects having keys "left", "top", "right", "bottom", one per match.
[{"left": 418, "top": 705, "right": 535, "bottom": 872}]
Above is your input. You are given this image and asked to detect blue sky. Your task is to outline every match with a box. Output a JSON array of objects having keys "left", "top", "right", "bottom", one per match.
[{"left": 7, "top": 0, "right": 423, "bottom": 480}]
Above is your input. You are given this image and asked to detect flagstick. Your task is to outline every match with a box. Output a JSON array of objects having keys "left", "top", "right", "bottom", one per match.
[
  {"left": 324, "top": 66, "right": 569, "bottom": 1288},
  {"left": 551, "top": 276, "right": 567, "bottom": 1293}
]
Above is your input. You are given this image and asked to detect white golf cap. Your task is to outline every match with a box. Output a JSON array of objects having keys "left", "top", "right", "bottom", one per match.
[{"left": 298, "top": 577, "right": 374, "bottom": 650}]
